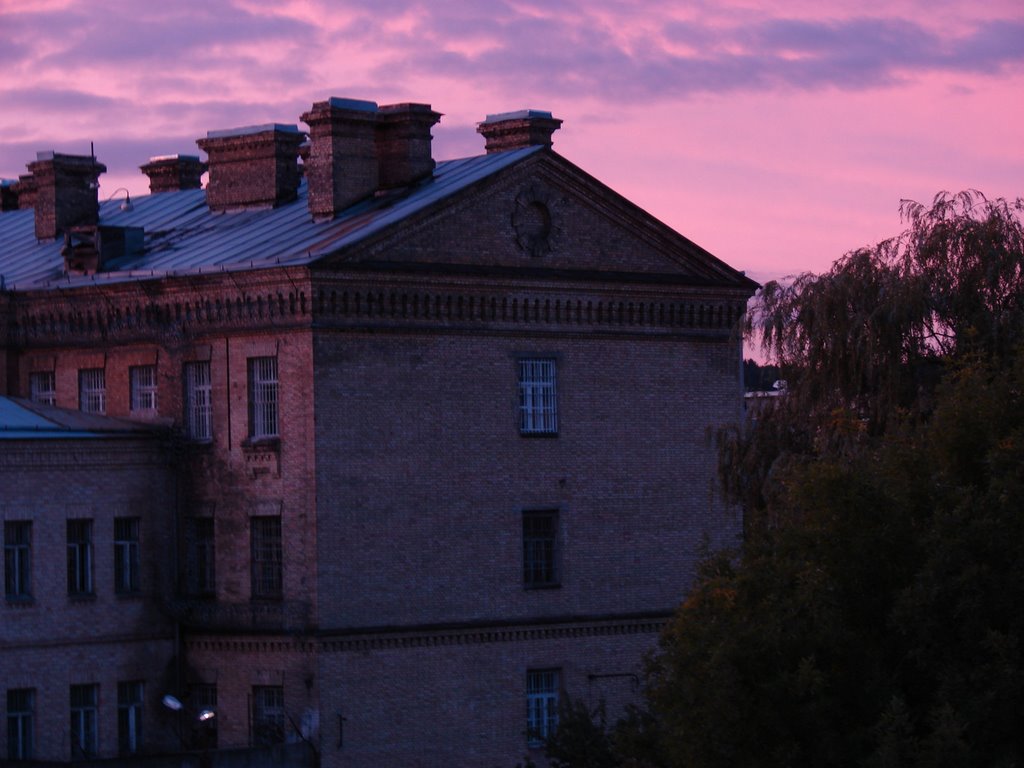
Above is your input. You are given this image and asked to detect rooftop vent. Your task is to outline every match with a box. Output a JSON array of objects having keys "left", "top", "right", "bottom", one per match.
[
  {"left": 0, "top": 179, "right": 18, "bottom": 211},
  {"left": 61, "top": 225, "right": 144, "bottom": 275},
  {"left": 196, "top": 124, "right": 303, "bottom": 212},
  {"left": 27, "top": 152, "right": 105, "bottom": 240},
  {"left": 140, "top": 154, "right": 206, "bottom": 193},
  {"left": 477, "top": 110, "right": 562, "bottom": 154}
]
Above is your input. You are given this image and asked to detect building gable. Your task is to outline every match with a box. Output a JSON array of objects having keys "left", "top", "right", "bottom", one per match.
[{"left": 313, "top": 151, "right": 755, "bottom": 290}]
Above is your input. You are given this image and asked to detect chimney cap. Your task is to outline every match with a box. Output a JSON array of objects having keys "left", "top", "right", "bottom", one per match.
[
  {"left": 481, "top": 109, "right": 555, "bottom": 124},
  {"left": 147, "top": 153, "right": 202, "bottom": 163},
  {"left": 205, "top": 123, "right": 302, "bottom": 140},
  {"left": 324, "top": 97, "right": 378, "bottom": 112}
]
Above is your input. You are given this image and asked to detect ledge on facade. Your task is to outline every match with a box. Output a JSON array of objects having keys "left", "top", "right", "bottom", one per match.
[
  {"left": 165, "top": 598, "right": 312, "bottom": 634},
  {"left": 23, "top": 742, "right": 316, "bottom": 768}
]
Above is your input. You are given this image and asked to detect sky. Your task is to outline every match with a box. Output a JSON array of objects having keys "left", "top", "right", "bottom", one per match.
[{"left": 1, "top": 0, "right": 1022, "bottom": 286}]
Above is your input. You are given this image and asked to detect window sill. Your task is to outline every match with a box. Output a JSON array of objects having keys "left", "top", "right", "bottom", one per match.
[
  {"left": 115, "top": 591, "right": 144, "bottom": 600},
  {"left": 68, "top": 592, "right": 97, "bottom": 602},
  {"left": 4, "top": 596, "right": 35, "bottom": 607},
  {"left": 524, "top": 582, "right": 561, "bottom": 590},
  {"left": 242, "top": 437, "right": 280, "bottom": 451},
  {"left": 519, "top": 431, "right": 559, "bottom": 439}
]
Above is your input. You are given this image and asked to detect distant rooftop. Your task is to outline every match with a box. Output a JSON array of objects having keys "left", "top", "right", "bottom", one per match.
[{"left": 0, "top": 397, "right": 165, "bottom": 440}]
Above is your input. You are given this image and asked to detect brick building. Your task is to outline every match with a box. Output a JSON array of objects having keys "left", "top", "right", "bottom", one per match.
[{"left": 0, "top": 97, "right": 756, "bottom": 766}]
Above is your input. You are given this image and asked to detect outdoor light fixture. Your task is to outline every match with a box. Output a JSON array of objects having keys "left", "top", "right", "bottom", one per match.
[{"left": 106, "top": 187, "right": 134, "bottom": 212}]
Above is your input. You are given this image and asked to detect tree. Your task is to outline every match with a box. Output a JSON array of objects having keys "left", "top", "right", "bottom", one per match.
[{"left": 645, "top": 192, "right": 1024, "bottom": 768}]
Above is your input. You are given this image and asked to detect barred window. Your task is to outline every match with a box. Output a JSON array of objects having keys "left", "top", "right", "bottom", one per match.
[
  {"left": 117, "top": 681, "right": 144, "bottom": 755},
  {"left": 523, "top": 511, "right": 559, "bottom": 588},
  {"left": 130, "top": 365, "right": 158, "bottom": 412},
  {"left": 252, "top": 685, "right": 285, "bottom": 746},
  {"left": 526, "top": 669, "right": 560, "bottom": 745},
  {"left": 67, "top": 520, "right": 93, "bottom": 596},
  {"left": 190, "top": 684, "right": 218, "bottom": 749},
  {"left": 70, "top": 683, "right": 98, "bottom": 760},
  {"left": 250, "top": 516, "right": 282, "bottom": 599},
  {"left": 184, "top": 517, "right": 215, "bottom": 597},
  {"left": 29, "top": 371, "right": 55, "bottom": 406},
  {"left": 78, "top": 368, "right": 105, "bottom": 414},
  {"left": 184, "top": 362, "right": 212, "bottom": 441},
  {"left": 4, "top": 521, "right": 31, "bottom": 601},
  {"left": 518, "top": 359, "right": 557, "bottom": 434},
  {"left": 248, "top": 357, "right": 279, "bottom": 440},
  {"left": 7, "top": 688, "right": 34, "bottom": 761},
  {"left": 114, "top": 518, "right": 140, "bottom": 594}
]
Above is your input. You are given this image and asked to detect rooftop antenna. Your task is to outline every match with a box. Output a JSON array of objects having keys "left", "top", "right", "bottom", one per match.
[{"left": 89, "top": 141, "right": 99, "bottom": 190}]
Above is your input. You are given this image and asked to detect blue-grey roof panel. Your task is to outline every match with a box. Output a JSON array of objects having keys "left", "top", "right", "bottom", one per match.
[
  {"left": 0, "top": 147, "right": 540, "bottom": 291},
  {"left": 0, "top": 397, "right": 161, "bottom": 439}
]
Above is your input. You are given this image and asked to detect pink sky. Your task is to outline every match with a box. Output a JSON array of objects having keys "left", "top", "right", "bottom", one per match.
[{"left": 1, "top": 0, "right": 1022, "bottom": 286}]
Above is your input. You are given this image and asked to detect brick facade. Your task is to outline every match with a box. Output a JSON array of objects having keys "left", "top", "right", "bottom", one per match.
[{"left": 0, "top": 97, "right": 755, "bottom": 766}]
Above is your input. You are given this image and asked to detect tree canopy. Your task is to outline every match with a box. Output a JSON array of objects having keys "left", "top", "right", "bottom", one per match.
[{"left": 539, "top": 192, "right": 1024, "bottom": 767}]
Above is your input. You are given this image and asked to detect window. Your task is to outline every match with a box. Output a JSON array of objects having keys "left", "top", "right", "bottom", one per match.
[
  {"left": 117, "top": 681, "right": 143, "bottom": 755},
  {"left": 248, "top": 357, "right": 279, "bottom": 440},
  {"left": 184, "top": 517, "right": 215, "bottom": 597},
  {"left": 252, "top": 686, "right": 284, "bottom": 746},
  {"left": 7, "top": 688, "right": 34, "bottom": 761},
  {"left": 518, "top": 359, "right": 557, "bottom": 434},
  {"left": 70, "top": 684, "right": 98, "bottom": 760},
  {"left": 526, "top": 669, "right": 560, "bottom": 745},
  {"left": 184, "top": 361, "right": 212, "bottom": 441},
  {"left": 130, "top": 365, "right": 157, "bottom": 412},
  {"left": 523, "top": 511, "right": 559, "bottom": 588},
  {"left": 250, "top": 516, "right": 282, "bottom": 599},
  {"left": 78, "top": 368, "right": 105, "bottom": 414},
  {"left": 190, "top": 684, "right": 217, "bottom": 749},
  {"left": 114, "top": 517, "right": 140, "bottom": 594},
  {"left": 29, "top": 371, "right": 55, "bottom": 406},
  {"left": 67, "top": 520, "right": 93, "bottom": 596},
  {"left": 4, "top": 522, "right": 31, "bottom": 601}
]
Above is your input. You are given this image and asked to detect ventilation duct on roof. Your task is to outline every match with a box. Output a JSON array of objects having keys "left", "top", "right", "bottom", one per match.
[{"left": 61, "top": 225, "right": 144, "bottom": 275}]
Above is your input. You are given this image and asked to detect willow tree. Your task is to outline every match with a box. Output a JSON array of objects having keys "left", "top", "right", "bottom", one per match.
[{"left": 646, "top": 192, "right": 1024, "bottom": 768}]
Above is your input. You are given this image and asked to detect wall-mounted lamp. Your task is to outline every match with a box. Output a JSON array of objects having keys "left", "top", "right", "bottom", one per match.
[{"left": 106, "top": 187, "right": 134, "bottom": 212}]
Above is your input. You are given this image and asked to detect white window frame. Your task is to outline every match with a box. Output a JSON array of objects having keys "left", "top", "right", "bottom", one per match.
[
  {"left": 129, "top": 365, "right": 158, "bottom": 412},
  {"left": 117, "top": 680, "right": 144, "bottom": 755},
  {"left": 114, "top": 517, "right": 140, "bottom": 594},
  {"left": 4, "top": 521, "right": 32, "bottom": 601},
  {"left": 78, "top": 368, "right": 105, "bottom": 414},
  {"left": 247, "top": 356, "right": 279, "bottom": 440},
  {"left": 67, "top": 520, "right": 93, "bottom": 596},
  {"left": 184, "top": 361, "right": 212, "bottom": 441},
  {"left": 518, "top": 359, "right": 558, "bottom": 435},
  {"left": 70, "top": 683, "right": 98, "bottom": 759},
  {"left": 526, "top": 668, "right": 560, "bottom": 746},
  {"left": 7, "top": 688, "right": 34, "bottom": 761},
  {"left": 29, "top": 371, "right": 55, "bottom": 406}
]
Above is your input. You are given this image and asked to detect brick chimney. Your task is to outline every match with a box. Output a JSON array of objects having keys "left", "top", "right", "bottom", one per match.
[
  {"left": 477, "top": 110, "right": 562, "bottom": 153},
  {"left": 12, "top": 174, "right": 37, "bottom": 210},
  {"left": 27, "top": 152, "right": 105, "bottom": 241},
  {"left": 301, "top": 98, "right": 380, "bottom": 220},
  {"left": 140, "top": 154, "right": 206, "bottom": 193},
  {"left": 196, "top": 124, "right": 303, "bottom": 211},
  {"left": 376, "top": 103, "right": 441, "bottom": 190}
]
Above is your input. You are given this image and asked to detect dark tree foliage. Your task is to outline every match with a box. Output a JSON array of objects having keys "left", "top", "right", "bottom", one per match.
[{"left": 643, "top": 192, "right": 1024, "bottom": 768}]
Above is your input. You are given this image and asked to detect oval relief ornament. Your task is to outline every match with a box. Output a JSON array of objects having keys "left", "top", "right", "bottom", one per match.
[{"left": 513, "top": 185, "right": 558, "bottom": 258}]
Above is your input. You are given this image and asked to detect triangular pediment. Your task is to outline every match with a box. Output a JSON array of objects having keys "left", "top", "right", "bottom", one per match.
[{"left": 314, "top": 151, "right": 754, "bottom": 291}]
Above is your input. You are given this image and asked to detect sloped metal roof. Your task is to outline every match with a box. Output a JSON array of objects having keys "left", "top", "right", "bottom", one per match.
[
  {"left": 0, "top": 397, "right": 163, "bottom": 440},
  {"left": 0, "top": 147, "right": 539, "bottom": 292}
]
